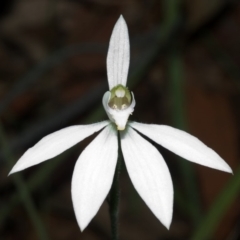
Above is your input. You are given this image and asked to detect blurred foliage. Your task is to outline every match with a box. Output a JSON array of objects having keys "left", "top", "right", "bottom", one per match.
[{"left": 0, "top": 0, "right": 240, "bottom": 239}]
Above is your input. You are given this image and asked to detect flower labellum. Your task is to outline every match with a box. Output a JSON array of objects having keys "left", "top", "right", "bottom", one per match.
[
  {"left": 102, "top": 84, "right": 135, "bottom": 130},
  {"left": 9, "top": 15, "right": 232, "bottom": 232}
]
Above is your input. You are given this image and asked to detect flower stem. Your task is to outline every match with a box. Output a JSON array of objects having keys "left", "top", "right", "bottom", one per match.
[{"left": 108, "top": 138, "right": 121, "bottom": 240}]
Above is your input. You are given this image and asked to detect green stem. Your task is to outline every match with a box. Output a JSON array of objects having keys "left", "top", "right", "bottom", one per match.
[
  {"left": 168, "top": 51, "right": 202, "bottom": 223},
  {"left": 163, "top": 0, "right": 202, "bottom": 223},
  {"left": 0, "top": 122, "right": 50, "bottom": 240},
  {"left": 108, "top": 135, "right": 121, "bottom": 240}
]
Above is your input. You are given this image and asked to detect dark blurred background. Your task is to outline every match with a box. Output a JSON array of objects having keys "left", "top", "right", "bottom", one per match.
[{"left": 0, "top": 0, "right": 240, "bottom": 239}]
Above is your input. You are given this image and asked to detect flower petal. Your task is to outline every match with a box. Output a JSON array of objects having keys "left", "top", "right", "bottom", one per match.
[
  {"left": 130, "top": 122, "right": 232, "bottom": 173},
  {"left": 9, "top": 121, "right": 110, "bottom": 175},
  {"left": 120, "top": 126, "right": 173, "bottom": 229},
  {"left": 71, "top": 124, "right": 118, "bottom": 231},
  {"left": 107, "top": 15, "right": 130, "bottom": 89}
]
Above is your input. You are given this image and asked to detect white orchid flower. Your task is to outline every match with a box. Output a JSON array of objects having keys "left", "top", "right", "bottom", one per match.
[{"left": 9, "top": 15, "right": 232, "bottom": 231}]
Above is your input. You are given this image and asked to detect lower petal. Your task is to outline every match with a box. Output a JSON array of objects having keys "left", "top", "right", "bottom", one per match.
[
  {"left": 120, "top": 126, "right": 173, "bottom": 229},
  {"left": 71, "top": 124, "right": 118, "bottom": 231}
]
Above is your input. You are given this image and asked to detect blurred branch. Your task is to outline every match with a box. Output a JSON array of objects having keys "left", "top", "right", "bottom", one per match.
[
  {"left": 0, "top": 44, "right": 107, "bottom": 115},
  {"left": 187, "top": 0, "right": 240, "bottom": 42},
  {"left": 168, "top": 51, "right": 202, "bottom": 223},
  {"left": 192, "top": 168, "right": 240, "bottom": 240},
  {"left": 0, "top": 148, "right": 67, "bottom": 230},
  {"left": 164, "top": 0, "right": 202, "bottom": 223},
  {"left": 203, "top": 32, "right": 240, "bottom": 88},
  {"left": 0, "top": 82, "right": 107, "bottom": 162},
  {"left": 0, "top": 122, "right": 50, "bottom": 240}
]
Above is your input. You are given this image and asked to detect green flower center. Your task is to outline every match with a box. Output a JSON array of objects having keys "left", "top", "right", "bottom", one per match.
[{"left": 108, "top": 84, "right": 131, "bottom": 110}]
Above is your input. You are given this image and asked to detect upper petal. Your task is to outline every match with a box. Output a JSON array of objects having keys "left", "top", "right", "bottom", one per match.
[
  {"left": 130, "top": 122, "right": 232, "bottom": 173},
  {"left": 9, "top": 121, "right": 110, "bottom": 175},
  {"left": 71, "top": 124, "right": 118, "bottom": 231},
  {"left": 107, "top": 15, "right": 130, "bottom": 89},
  {"left": 120, "top": 126, "right": 173, "bottom": 229}
]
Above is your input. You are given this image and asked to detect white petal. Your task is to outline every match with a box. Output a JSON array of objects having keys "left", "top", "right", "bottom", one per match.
[
  {"left": 71, "top": 124, "right": 118, "bottom": 231},
  {"left": 120, "top": 126, "right": 173, "bottom": 229},
  {"left": 9, "top": 121, "right": 110, "bottom": 175},
  {"left": 107, "top": 15, "right": 130, "bottom": 89},
  {"left": 130, "top": 122, "right": 232, "bottom": 173},
  {"left": 102, "top": 91, "right": 135, "bottom": 130}
]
